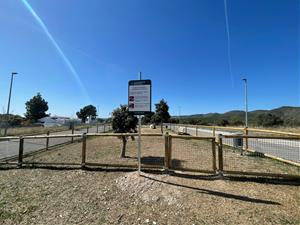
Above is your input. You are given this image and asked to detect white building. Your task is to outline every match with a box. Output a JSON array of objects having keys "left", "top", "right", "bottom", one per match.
[{"left": 38, "top": 116, "right": 80, "bottom": 127}]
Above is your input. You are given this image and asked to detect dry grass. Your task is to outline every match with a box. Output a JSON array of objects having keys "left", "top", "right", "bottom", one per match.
[
  {"left": 1, "top": 124, "right": 91, "bottom": 137},
  {"left": 0, "top": 169, "right": 299, "bottom": 225},
  {"left": 222, "top": 145, "right": 300, "bottom": 175},
  {"left": 0, "top": 127, "right": 299, "bottom": 224}
]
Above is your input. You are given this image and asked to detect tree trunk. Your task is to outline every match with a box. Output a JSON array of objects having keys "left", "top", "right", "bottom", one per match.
[
  {"left": 120, "top": 136, "right": 127, "bottom": 158},
  {"left": 160, "top": 123, "right": 163, "bottom": 134}
]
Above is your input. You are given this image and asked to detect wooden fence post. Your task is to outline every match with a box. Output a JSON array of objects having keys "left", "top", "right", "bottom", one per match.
[
  {"left": 104, "top": 124, "right": 106, "bottom": 133},
  {"left": 218, "top": 134, "right": 223, "bottom": 174},
  {"left": 213, "top": 127, "right": 216, "bottom": 137},
  {"left": 164, "top": 133, "right": 169, "bottom": 170},
  {"left": 71, "top": 126, "right": 74, "bottom": 143},
  {"left": 86, "top": 127, "right": 89, "bottom": 133},
  {"left": 81, "top": 133, "right": 87, "bottom": 168},
  {"left": 96, "top": 122, "right": 99, "bottom": 133},
  {"left": 196, "top": 126, "right": 198, "bottom": 136},
  {"left": 168, "top": 135, "right": 172, "bottom": 168},
  {"left": 46, "top": 131, "right": 50, "bottom": 150},
  {"left": 18, "top": 136, "right": 24, "bottom": 168},
  {"left": 212, "top": 139, "right": 217, "bottom": 173}
]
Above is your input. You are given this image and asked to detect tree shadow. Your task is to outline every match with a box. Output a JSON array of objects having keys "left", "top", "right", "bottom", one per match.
[{"left": 141, "top": 174, "right": 281, "bottom": 205}]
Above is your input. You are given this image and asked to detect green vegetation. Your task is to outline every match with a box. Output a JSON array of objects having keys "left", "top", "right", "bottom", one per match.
[
  {"left": 76, "top": 105, "right": 97, "bottom": 123},
  {"left": 141, "top": 99, "right": 171, "bottom": 133},
  {"left": 0, "top": 114, "right": 25, "bottom": 127},
  {"left": 112, "top": 105, "right": 138, "bottom": 158},
  {"left": 25, "top": 93, "right": 49, "bottom": 122},
  {"left": 173, "top": 106, "right": 300, "bottom": 127}
]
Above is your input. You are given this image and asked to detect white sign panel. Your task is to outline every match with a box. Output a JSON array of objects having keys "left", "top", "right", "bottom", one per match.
[{"left": 128, "top": 80, "right": 152, "bottom": 114}]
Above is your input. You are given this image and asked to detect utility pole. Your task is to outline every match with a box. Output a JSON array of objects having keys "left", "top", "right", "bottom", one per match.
[
  {"left": 242, "top": 78, "right": 248, "bottom": 127},
  {"left": 4, "top": 72, "right": 18, "bottom": 136}
]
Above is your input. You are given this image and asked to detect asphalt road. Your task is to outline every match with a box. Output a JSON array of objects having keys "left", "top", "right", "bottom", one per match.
[
  {"left": 0, "top": 125, "right": 109, "bottom": 161},
  {"left": 173, "top": 126, "right": 300, "bottom": 163}
]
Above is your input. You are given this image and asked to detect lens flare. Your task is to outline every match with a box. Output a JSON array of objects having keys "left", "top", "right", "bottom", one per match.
[
  {"left": 224, "top": 0, "right": 234, "bottom": 87},
  {"left": 21, "top": 0, "right": 91, "bottom": 102}
]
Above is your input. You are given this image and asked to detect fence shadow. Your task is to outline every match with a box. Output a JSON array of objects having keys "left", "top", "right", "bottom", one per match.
[
  {"left": 141, "top": 156, "right": 182, "bottom": 168},
  {"left": 169, "top": 171, "right": 300, "bottom": 186},
  {"left": 141, "top": 175, "right": 281, "bottom": 205}
]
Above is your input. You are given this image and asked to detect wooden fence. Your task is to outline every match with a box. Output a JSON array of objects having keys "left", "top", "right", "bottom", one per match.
[
  {"left": 165, "top": 123, "right": 300, "bottom": 167},
  {"left": 0, "top": 132, "right": 299, "bottom": 179}
]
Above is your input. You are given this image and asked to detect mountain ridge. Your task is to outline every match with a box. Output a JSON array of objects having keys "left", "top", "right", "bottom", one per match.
[{"left": 172, "top": 106, "right": 300, "bottom": 126}]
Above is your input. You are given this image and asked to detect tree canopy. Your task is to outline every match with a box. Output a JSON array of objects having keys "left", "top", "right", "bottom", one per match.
[
  {"left": 154, "top": 99, "right": 171, "bottom": 123},
  {"left": 112, "top": 105, "right": 137, "bottom": 157},
  {"left": 112, "top": 105, "right": 137, "bottom": 133},
  {"left": 153, "top": 99, "right": 170, "bottom": 132},
  {"left": 76, "top": 105, "right": 97, "bottom": 123},
  {"left": 25, "top": 93, "right": 49, "bottom": 122},
  {"left": 142, "top": 112, "right": 154, "bottom": 125}
]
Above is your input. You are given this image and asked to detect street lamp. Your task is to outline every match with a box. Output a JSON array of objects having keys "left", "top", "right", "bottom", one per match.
[
  {"left": 4, "top": 72, "right": 18, "bottom": 136},
  {"left": 242, "top": 78, "right": 248, "bottom": 127}
]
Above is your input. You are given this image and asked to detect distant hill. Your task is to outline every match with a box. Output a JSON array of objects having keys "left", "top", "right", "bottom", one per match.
[{"left": 172, "top": 106, "right": 300, "bottom": 127}]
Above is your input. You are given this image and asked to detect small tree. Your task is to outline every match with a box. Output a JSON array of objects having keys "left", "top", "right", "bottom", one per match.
[
  {"left": 112, "top": 105, "right": 138, "bottom": 158},
  {"left": 142, "top": 112, "right": 154, "bottom": 125},
  {"left": 76, "top": 105, "right": 97, "bottom": 123},
  {"left": 25, "top": 93, "right": 49, "bottom": 122},
  {"left": 153, "top": 99, "right": 171, "bottom": 133}
]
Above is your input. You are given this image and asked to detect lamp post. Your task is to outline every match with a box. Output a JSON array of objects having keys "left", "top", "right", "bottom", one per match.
[
  {"left": 4, "top": 72, "right": 18, "bottom": 136},
  {"left": 242, "top": 78, "right": 248, "bottom": 127}
]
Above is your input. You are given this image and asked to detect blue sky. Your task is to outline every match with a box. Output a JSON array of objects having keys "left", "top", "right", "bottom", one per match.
[{"left": 0, "top": 0, "right": 299, "bottom": 118}]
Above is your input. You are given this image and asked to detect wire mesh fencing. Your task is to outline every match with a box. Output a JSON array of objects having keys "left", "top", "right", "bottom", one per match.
[
  {"left": 1, "top": 130, "right": 299, "bottom": 179},
  {"left": 0, "top": 124, "right": 111, "bottom": 163},
  {"left": 220, "top": 135, "right": 300, "bottom": 177},
  {"left": 22, "top": 135, "right": 83, "bottom": 165},
  {"left": 140, "top": 135, "right": 165, "bottom": 168},
  {"left": 168, "top": 135, "right": 217, "bottom": 173},
  {"left": 86, "top": 135, "right": 138, "bottom": 167},
  {"left": 85, "top": 134, "right": 165, "bottom": 169}
]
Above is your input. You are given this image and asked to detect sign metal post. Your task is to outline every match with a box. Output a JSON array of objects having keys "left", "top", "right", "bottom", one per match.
[
  {"left": 128, "top": 73, "right": 152, "bottom": 175},
  {"left": 138, "top": 72, "right": 142, "bottom": 175}
]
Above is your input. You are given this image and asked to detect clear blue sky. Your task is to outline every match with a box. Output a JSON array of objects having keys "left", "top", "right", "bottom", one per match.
[{"left": 0, "top": 0, "right": 299, "bottom": 118}]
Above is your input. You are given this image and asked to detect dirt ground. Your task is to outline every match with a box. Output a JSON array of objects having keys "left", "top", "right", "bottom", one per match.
[
  {"left": 0, "top": 169, "right": 299, "bottom": 225},
  {"left": 0, "top": 128, "right": 299, "bottom": 224}
]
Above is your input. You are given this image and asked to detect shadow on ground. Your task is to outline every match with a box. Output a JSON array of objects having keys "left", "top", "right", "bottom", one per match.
[
  {"left": 141, "top": 156, "right": 182, "bottom": 168},
  {"left": 141, "top": 174, "right": 281, "bottom": 205}
]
